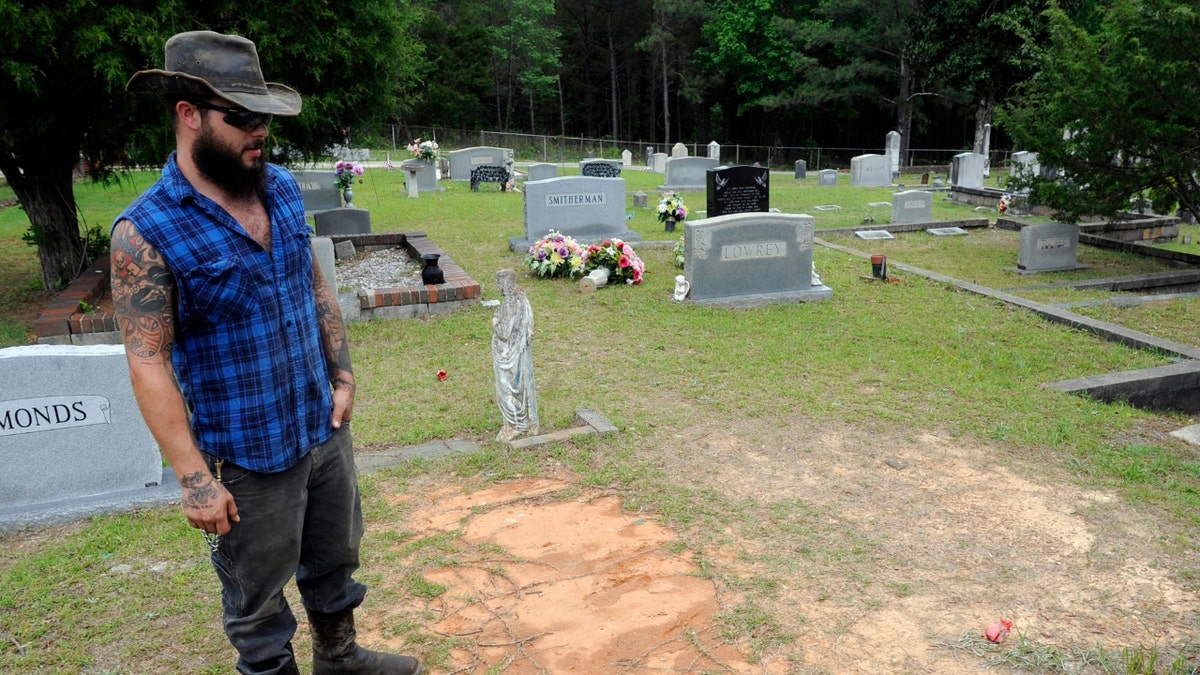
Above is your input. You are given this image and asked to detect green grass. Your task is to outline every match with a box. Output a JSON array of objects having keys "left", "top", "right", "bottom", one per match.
[{"left": 3, "top": 162, "right": 1200, "bottom": 672}]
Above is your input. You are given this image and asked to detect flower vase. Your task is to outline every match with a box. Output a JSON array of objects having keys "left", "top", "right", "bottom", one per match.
[
  {"left": 421, "top": 253, "right": 445, "bottom": 285},
  {"left": 342, "top": 186, "right": 354, "bottom": 208},
  {"left": 665, "top": 217, "right": 676, "bottom": 233}
]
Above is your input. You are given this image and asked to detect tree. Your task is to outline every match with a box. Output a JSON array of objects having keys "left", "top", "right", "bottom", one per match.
[
  {"left": 1000, "top": 0, "right": 1200, "bottom": 221},
  {"left": 483, "top": 0, "right": 560, "bottom": 132},
  {"left": 0, "top": 0, "right": 422, "bottom": 292}
]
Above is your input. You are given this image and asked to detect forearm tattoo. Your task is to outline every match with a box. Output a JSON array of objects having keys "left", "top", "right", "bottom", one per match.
[
  {"left": 111, "top": 220, "right": 176, "bottom": 360},
  {"left": 312, "top": 263, "right": 354, "bottom": 387}
]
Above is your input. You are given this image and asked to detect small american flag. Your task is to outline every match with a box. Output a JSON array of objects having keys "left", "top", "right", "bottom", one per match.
[{"left": 385, "top": 154, "right": 395, "bottom": 170}]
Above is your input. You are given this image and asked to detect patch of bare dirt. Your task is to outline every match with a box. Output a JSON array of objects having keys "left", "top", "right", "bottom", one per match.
[{"left": 362, "top": 417, "right": 1200, "bottom": 673}]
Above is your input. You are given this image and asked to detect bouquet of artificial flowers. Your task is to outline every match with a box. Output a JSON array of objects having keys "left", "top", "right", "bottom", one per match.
[
  {"left": 407, "top": 138, "right": 439, "bottom": 161},
  {"left": 333, "top": 160, "right": 364, "bottom": 190},
  {"left": 657, "top": 192, "right": 688, "bottom": 222},
  {"left": 582, "top": 238, "right": 645, "bottom": 285},
  {"left": 526, "top": 231, "right": 586, "bottom": 279}
]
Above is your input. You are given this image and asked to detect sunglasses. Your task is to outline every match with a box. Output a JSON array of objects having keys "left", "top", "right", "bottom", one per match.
[{"left": 189, "top": 100, "right": 272, "bottom": 131}]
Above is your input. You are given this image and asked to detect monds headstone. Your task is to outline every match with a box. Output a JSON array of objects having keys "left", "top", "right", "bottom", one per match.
[
  {"left": 621, "top": 149, "right": 632, "bottom": 167},
  {"left": 1016, "top": 222, "right": 1085, "bottom": 272},
  {"left": 663, "top": 156, "right": 719, "bottom": 190},
  {"left": 891, "top": 190, "right": 933, "bottom": 224},
  {"left": 706, "top": 165, "right": 769, "bottom": 218},
  {"left": 527, "top": 163, "right": 558, "bottom": 181},
  {"left": 671, "top": 142, "right": 688, "bottom": 158},
  {"left": 682, "top": 213, "right": 832, "bottom": 306},
  {"left": 850, "top": 154, "right": 892, "bottom": 187},
  {"left": 314, "top": 208, "right": 372, "bottom": 236},
  {"left": 951, "top": 152, "right": 986, "bottom": 189},
  {"left": 511, "top": 176, "right": 639, "bottom": 252},
  {"left": 580, "top": 158, "right": 622, "bottom": 178},
  {"left": 885, "top": 131, "right": 901, "bottom": 176},
  {"left": 292, "top": 170, "right": 341, "bottom": 217},
  {"left": 818, "top": 169, "right": 838, "bottom": 186},
  {"left": 707, "top": 141, "right": 721, "bottom": 161},
  {"left": 651, "top": 152, "right": 668, "bottom": 173},
  {"left": 0, "top": 344, "right": 166, "bottom": 523},
  {"left": 449, "top": 146, "right": 513, "bottom": 180},
  {"left": 794, "top": 160, "right": 807, "bottom": 180}
]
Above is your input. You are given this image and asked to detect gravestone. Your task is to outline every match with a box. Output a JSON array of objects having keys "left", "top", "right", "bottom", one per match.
[
  {"left": 511, "top": 176, "right": 639, "bottom": 252},
  {"left": 1016, "top": 222, "right": 1086, "bottom": 272},
  {"left": 885, "top": 131, "right": 901, "bottom": 176},
  {"left": 651, "top": 152, "right": 668, "bottom": 173},
  {"left": 0, "top": 344, "right": 166, "bottom": 524},
  {"left": 682, "top": 213, "right": 832, "bottom": 306},
  {"left": 706, "top": 165, "right": 769, "bottom": 218},
  {"left": 951, "top": 152, "right": 987, "bottom": 189},
  {"left": 633, "top": 190, "right": 648, "bottom": 208},
  {"left": 981, "top": 123, "right": 992, "bottom": 177},
  {"left": 621, "top": 149, "right": 632, "bottom": 167},
  {"left": 818, "top": 169, "right": 838, "bottom": 186},
  {"left": 671, "top": 142, "right": 688, "bottom": 158},
  {"left": 292, "top": 170, "right": 341, "bottom": 218},
  {"left": 663, "top": 156, "right": 719, "bottom": 190},
  {"left": 314, "top": 208, "right": 371, "bottom": 236},
  {"left": 403, "top": 159, "right": 440, "bottom": 192},
  {"left": 794, "top": 160, "right": 807, "bottom": 180},
  {"left": 527, "top": 163, "right": 558, "bottom": 181},
  {"left": 580, "top": 158, "right": 622, "bottom": 178},
  {"left": 707, "top": 141, "right": 721, "bottom": 161},
  {"left": 448, "top": 146, "right": 513, "bottom": 180},
  {"left": 850, "top": 154, "right": 892, "bottom": 187},
  {"left": 645, "top": 146, "right": 654, "bottom": 167},
  {"left": 1009, "top": 151, "right": 1040, "bottom": 189},
  {"left": 890, "top": 190, "right": 933, "bottom": 224}
]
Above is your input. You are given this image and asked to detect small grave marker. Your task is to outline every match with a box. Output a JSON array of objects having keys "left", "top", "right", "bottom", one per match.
[
  {"left": 927, "top": 227, "right": 968, "bottom": 236},
  {"left": 855, "top": 230, "right": 895, "bottom": 240}
]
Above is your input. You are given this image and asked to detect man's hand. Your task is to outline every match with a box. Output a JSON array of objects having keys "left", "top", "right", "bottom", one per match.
[
  {"left": 331, "top": 380, "right": 354, "bottom": 429},
  {"left": 179, "top": 470, "right": 240, "bottom": 535}
]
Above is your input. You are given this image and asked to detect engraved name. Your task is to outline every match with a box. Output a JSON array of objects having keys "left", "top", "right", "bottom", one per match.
[
  {"left": 1036, "top": 236, "right": 1069, "bottom": 251},
  {"left": 546, "top": 193, "right": 607, "bottom": 207},
  {"left": 0, "top": 395, "right": 112, "bottom": 437},
  {"left": 721, "top": 241, "right": 787, "bottom": 261}
]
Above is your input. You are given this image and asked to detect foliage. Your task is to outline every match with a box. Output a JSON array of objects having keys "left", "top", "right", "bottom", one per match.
[
  {"left": 524, "top": 230, "right": 585, "bottom": 279},
  {"left": 582, "top": 237, "right": 645, "bottom": 285},
  {"left": 333, "top": 160, "right": 364, "bottom": 191},
  {"left": 657, "top": 191, "right": 688, "bottom": 222},
  {"left": 673, "top": 235, "right": 685, "bottom": 269},
  {"left": 1000, "top": 0, "right": 1200, "bottom": 222}
]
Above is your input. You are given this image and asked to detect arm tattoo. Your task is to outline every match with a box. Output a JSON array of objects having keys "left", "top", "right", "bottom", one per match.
[
  {"left": 111, "top": 220, "right": 176, "bottom": 360},
  {"left": 180, "top": 471, "right": 219, "bottom": 510},
  {"left": 312, "top": 262, "right": 354, "bottom": 386}
]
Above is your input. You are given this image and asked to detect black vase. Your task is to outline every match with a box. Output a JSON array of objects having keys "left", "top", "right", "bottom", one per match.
[{"left": 421, "top": 253, "right": 445, "bottom": 285}]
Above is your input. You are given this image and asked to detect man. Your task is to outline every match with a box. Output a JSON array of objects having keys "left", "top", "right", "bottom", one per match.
[{"left": 112, "top": 31, "right": 422, "bottom": 675}]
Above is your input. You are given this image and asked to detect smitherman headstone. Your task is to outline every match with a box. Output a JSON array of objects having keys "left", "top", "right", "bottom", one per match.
[
  {"left": 511, "top": 175, "right": 639, "bottom": 252},
  {"left": 1016, "top": 222, "right": 1086, "bottom": 272},
  {"left": 682, "top": 212, "right": 832, "bottom": 306},
  {"left": 706, "top": 165, "right": 769, "bottom": 218},
  {"left": 0, "top": 344, "right": 165, "bottom": 522},
  {"left": 890, "top": 190, "right": 933, "bottom": 224}
]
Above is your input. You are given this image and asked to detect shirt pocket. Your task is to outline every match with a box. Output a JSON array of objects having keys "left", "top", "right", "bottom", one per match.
[{"left": 181, "top": 256, "right": 258, "bottom": 324}]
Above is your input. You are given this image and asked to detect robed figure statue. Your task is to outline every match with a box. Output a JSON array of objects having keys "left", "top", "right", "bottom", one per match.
[{"left": 492, "top": 269, "right": 540, "bottom": 441}]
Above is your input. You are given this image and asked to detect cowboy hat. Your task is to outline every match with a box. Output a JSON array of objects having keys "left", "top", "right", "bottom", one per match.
[{"left": 127, "top": 30, "right": 301, "bottom": 116}]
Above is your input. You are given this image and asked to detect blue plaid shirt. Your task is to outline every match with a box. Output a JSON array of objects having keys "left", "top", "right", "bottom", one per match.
[{"left": 115, "top": 153, "right": 333, "bottom": 472}]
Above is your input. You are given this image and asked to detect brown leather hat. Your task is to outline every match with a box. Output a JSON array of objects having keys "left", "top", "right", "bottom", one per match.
[{"left": 127, "top": 30, "right": 301, "bottom": 116}]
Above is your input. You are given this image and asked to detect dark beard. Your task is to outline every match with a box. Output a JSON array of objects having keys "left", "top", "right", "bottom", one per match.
[{"left": 191, "top": 121, "right": 267, "bottom": 203}]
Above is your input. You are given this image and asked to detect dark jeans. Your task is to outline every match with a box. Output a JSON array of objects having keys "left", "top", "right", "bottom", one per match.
[{"left": 203, "top": 426, "right": 366, "bottom": 674}]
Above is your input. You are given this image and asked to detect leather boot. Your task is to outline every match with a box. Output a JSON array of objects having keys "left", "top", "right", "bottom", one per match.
[{"left": 306, "top": 607, "right": 423, "bottom": 675}]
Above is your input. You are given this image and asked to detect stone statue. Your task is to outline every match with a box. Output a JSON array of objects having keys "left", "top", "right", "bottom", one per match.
[{"left": 492, "top": 269, "right": 539, "bottom": 442}]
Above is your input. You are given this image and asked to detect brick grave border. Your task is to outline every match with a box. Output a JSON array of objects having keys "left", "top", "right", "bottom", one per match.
[{"left": 34, "top": 231, "right": 479, "bottom": 345}]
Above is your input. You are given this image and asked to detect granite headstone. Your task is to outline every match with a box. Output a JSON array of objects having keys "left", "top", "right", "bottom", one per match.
[
  {"left": 663, "top": 156, "right": 719, "bottom": 190},
  {"left": 1017, "top": 222, "right": 1085, "bottom": 272},
  {"left": 818, "top": 169, "right": 838, "bottom": 186},
  {"left": 511, "top": 176, "right": 639, "bottom": 252},
  {"left": 794, "top": 160, "right": 807, "bottom": 180},
  {"left": 850, "top": 154, "right": 892, "bottom": 187},
  {"left": 890, "top": 190, "right": 933, "bottom": 224},
  {"left": 449, "top": 146, "right": 513, "bottom": 180},
  {"left": 706, "top": 165, "right": 769, "bottom": 218},
  {"left": 527, "top": 163, "right": 558, "bottom": 181}
]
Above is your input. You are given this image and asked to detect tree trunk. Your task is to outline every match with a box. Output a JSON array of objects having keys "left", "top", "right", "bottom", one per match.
[
  {"left": 973, "top": 98, "right": 995, "bottom": 154},
  {"left": 660, "top": 38, "right": 670, "bottom": 147},
  {"left": 0, "top": 134, "right": 87, "bottom": 293},
  {"left": 608, "top": 11, "right": 619, "bottom": 141},
  {"left": 895, "top": 56, "right": 914, "bottom": 166}
]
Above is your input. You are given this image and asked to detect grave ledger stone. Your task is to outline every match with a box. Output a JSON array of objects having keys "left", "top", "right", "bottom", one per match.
[
  {"left": 1017, "top": 222, "right": 1086, "bottom": 273},
  {"left": 890, "top": 190, "right": 933, "bottom": 224},
  {"left": 511, "top": 175, "right": 640, "bottom": 252},
  {"left": 707, "top": 165, "right": 769, "bottom": 218},
  {"left": 850, "top": 154, "right": 892, "bottom": 187},
  {"left": 683, "top": 212, "right": 832, "bottom": 306},
  {"left": 663, "top": 156, "right": 719, "bottom": 190},
  {"left": 0, "top": 344, "right": 163, "bottom": 515}
]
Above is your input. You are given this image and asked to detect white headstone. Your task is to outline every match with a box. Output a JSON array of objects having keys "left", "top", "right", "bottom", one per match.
[
  {"left": 621, "top": 149, "right": 632, "bottom": 167},
  {"left": 671, "top": 142, "right": 688, "bottom": 158},
  {"left": 982, "top": 124, "right": 993, "bottom": 177},
  {"left": 652, "top": 153, "right": 668, "bottom": 173},
  {"left": 707, "top": 141, "right": 720, "bottom": 161},
  {"left": 850, "top": 154, "right": 892, "bottom": 187},
  {"left": 663, "top": 156, "right": 719, "bottom": 190},
  {"left": 1009, "top": 151, "right": 1040, "bottom": 190},
  {"left": 818, "top": 169, "right": 838, "bottom": 187},
  {"left": 891, "top": 190, "right": 933, "bottom": 224},
  {"left": 885, "top": 131, "right": 901, "bottom": 175},
  {"left": 951, "top": 152, "right": 987, "bottom": 189}
]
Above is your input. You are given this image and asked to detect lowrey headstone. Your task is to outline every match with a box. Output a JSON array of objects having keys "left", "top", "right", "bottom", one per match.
[
  {"left": 951, "top": 152, "right": 986, "bottom": 189},
  {"left": 850, "top": 154, "right": 892, "bottom": 187},
  {"left": 0, "top": 345, "right": 165, "bottom": 521},
  {"left": 707, "top": 165, "right": 769, "bottom": 218},
  {"left": 527, "top": 163, "right": 558, "bottom": 181},
  {"left": 890, "top": 190, "right": 933, "bottom": 224},
  {"left": 818, "top": 169, "right": 838, "bottom": 187},
  {"left": 683, "top": 213, "right": 832, "bottom": 306},
  {"left": 671, "top": 142, "right": 688, "bottom": 158},
  {"left": 1016, "top": 222, "right": 1085, "bottom": 272},
  {"left": 663, "top": 156, "right": 719, "bottom": 190},
  {"left": 794, "top": 160, "right": 807, "bottom": 180},
  {"left": 511, "top": 176, "right": 639, "bottom": 252},
  {"left": 449, "top": 146, "right": 513, "bottom": 180}
]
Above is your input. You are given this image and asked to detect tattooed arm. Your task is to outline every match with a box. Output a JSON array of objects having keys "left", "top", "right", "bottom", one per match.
[
  {"left": 312, "top": 260, "right": 354, "bottom": 428},
  {"left": 111, "top": 219, "right": 239, "bottom": 534}
]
